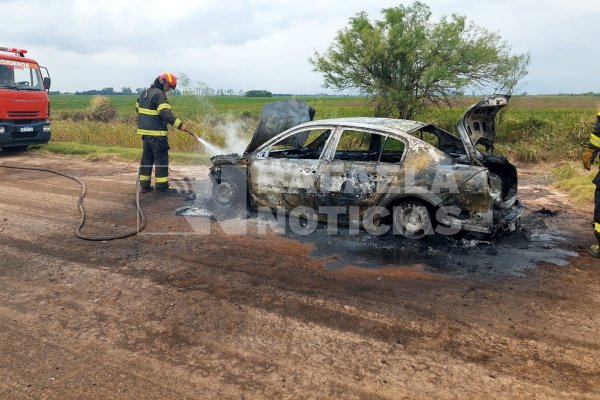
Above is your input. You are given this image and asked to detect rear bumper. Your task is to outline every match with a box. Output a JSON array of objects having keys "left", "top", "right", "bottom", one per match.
[
  {"left": 493, "top": 199, "right": 523, "bottom": 234},
  {"left": 443, "top": 198, "right": 523, "bottom": 235},
  {"left": 0, "top": 120, "right": 51, "bottom": 147}
]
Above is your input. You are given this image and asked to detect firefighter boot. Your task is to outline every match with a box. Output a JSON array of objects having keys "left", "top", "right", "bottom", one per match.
[
  {"left": 156, "top": 186, "right": 178, "bottom": 194},
  {"left": 140, "top": 184, "right": 154, "bottom": 193},
  {"left": 590, "top": 245, "right": 600, "bottom": 258}
]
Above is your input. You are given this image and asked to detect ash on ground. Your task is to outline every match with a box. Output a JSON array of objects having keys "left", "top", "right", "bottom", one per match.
[{"left": 175, "top": 181, "right": 577, "bottom": 278}]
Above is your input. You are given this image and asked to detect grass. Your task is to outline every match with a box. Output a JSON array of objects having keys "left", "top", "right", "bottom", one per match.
[
  {"left": 551, "top": 162, "right": 596, "bottom": 204},
  {"left": 51, "top": 94, "right": 374, "bottom": 120}
]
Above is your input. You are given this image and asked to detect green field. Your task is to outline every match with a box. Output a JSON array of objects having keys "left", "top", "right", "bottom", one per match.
[{"left": 51, "top": 95, "right": 374, "bottom": 120}]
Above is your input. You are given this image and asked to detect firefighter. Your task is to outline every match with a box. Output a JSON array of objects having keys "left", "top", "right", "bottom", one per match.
[
  {"left": 136, "top": 72, "right": 192, "bottom": 193},
  {"left": 0, "top": 65, "right": 13, "bottom": 85},
  {"left": 583, "top": 111, "right": 600, "bottom": 257}
]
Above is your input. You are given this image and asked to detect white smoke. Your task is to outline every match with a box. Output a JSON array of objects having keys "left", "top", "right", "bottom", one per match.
[{"left": 214, "top": 119, "right": 250, "bottom": 155}]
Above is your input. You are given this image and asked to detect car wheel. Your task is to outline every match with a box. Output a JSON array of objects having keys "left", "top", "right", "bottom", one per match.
[
  {"left": 212, "top": 179, "right": 245, "bottom": 218},
  {"left": 393, "top": 200, "right": 434, "bottom": 238},
  {"left": 212, "top": 179, "right": 240, "bottom": 209}
]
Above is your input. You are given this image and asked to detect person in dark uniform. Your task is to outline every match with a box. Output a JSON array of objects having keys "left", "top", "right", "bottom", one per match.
[
  {"left": 136, "top": 72, "right": 192, "bottom": 193},
  {"left": 583, "top": 111, "right": 600, "bottom": 257},
  {"left": 0, "top": 65, "right": 14, "bottom": 85}
]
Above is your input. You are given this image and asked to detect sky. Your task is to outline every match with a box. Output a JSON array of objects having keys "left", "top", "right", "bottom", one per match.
[{"left": 0, "top": 0, "right": 598, "bottom": 95}]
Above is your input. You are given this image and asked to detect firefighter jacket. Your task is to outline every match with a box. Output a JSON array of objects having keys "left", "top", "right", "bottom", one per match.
[
  {"left": 136, "top": 85, "right": 183, "bottom": 136},
  {"left": 588, "top": 112, "right": 600, "bottom": 151}
]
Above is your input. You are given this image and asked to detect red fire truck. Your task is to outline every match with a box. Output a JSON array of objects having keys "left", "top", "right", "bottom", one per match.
[{"left": 0, "top": 46, "right": 51, "bottom": 151}]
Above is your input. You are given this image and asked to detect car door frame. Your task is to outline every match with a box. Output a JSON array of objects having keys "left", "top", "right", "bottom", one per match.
[
  {"left": 315, "top": 125, "right": 408, "bottom": 211},
  {"left": 248, "top": 124, "right": 340, "bottom": 211}
]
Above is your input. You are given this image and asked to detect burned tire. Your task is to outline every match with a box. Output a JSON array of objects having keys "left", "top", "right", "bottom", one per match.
[
  {"left": 212, "top": 179, "right": 242, "bottom": 209},
  {"left": 392, "top": 200, "right": 434, "bottom": 239},
  {"left": 210, "top": 162, "right": 248, "bottom": 219},
  {"left": 211, "top": 178, "right": 248, "bottom": 220}
]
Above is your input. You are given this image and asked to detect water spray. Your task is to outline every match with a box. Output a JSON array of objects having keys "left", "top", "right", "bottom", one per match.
[{"left": 188, "top": 132, "right": 221, "bottom": 156}]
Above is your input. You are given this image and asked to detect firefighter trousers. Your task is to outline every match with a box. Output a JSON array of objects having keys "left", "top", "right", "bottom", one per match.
[
  {"left": 593, "top": 172, "right": 600, "bottom": 243},
  {"left": 139, "top": 136, "right": 170, "bottom": 189}
]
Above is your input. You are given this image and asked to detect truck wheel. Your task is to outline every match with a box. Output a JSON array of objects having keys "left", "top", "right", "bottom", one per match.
[{"left": 1, "top": 146, "right": 29, "bottom": 152}]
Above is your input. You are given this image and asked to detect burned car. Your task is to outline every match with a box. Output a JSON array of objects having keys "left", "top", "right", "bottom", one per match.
[{"left": 209, "top": 96, "right": 522, "bottom": 237}]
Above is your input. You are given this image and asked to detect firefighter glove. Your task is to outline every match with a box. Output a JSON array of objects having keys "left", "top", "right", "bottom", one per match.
[{"left": 582, "top": 147, "right": 597, "bottom": 170}]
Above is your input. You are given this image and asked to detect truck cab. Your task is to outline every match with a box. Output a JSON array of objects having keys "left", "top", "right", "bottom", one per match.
[{"left": 0, "top": 46, "right": 51, "bottom": 151}]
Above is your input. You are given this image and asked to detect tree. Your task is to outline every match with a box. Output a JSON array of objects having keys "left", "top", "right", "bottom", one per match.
[
  {"left": 245, "top": 90, "right": 272, "bottom": 97},
  {"left": 178, "top": 72, "right": 193, "bottom": 94},
  {"left": 196, "top": 81, "right": 215, "bottom": 96},
  {"left": 120, "top": 86, "right": 133, "bottom": 95},
  {"left": 100, "top": 87, "right": 115, "bottom": 95},
  {"left": 309, "top": 2, "right": 530, "bottom": 119}
]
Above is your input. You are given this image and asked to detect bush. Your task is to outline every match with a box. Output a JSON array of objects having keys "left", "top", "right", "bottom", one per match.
[{"left": 89, "top": 96, "right": 117, "bottom": 122}]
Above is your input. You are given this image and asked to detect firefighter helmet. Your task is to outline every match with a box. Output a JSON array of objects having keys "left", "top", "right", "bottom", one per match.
[{"left": 158, "top": 72, "right": 177, "bottom": 89}]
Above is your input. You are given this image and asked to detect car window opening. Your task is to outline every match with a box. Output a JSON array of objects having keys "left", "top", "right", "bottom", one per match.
[
  {"left": 334, "top": 130, "right": 404, "bottom": 163},
  {"left": 267, "top": 129, "right": 331, "bottom": 159}
]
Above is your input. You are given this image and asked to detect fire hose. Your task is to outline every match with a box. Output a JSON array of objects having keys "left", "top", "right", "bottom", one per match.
[
  {"left": 0, "top": 132, "right": 211, "bottom": 240},
  {"left": 0, "top": 164, "right": 145, "bottom": 241}
]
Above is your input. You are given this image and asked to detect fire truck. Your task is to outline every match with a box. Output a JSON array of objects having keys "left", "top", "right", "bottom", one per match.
[{"left": 0, "top": 46, "right": 51, "bottom": 151}]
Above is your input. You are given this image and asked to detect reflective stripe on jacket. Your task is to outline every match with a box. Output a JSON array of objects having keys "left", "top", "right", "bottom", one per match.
[
  {"left": 588, "top": 112, "right": 600, "bottom": 150},
  {"left": 136, "top": 86, "right": 183, "bottom": 136}
]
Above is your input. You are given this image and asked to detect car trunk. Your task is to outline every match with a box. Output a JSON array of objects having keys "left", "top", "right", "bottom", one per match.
[{"left": 455, "top": 94, "right": 517, "bottom": 205}]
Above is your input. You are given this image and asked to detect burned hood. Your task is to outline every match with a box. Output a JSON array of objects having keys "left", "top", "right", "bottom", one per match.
[
  {"left": 211, "top": 152, "right": 245, "bottom": 166},
  {"left": 457, "top": 94, "right": 510, "bottom": 160},
  {"left": 244, "top": 100, "right": 315, "bottom": 154}
]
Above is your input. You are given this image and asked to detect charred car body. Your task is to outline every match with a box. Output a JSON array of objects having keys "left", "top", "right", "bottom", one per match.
[{"left": 209, "top": 96, "right": 522, "bottom": 237}]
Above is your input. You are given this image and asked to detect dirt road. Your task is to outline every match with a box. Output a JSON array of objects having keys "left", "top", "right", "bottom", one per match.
[{"left": 0, "top": 152, "right": 599, "bottom": 399}]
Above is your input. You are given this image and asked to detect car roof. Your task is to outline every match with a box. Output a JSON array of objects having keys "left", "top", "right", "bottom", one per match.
[
  {"left": 252, "top": 115, "right": 453, "bottom": 162},
  {"left": 306, "top": 117, "right": 429, "bottom": 133}
]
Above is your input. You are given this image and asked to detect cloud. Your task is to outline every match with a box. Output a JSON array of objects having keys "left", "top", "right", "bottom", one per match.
[
  {"left": 0, "top": 0, "right": 379, "bottom": 54},
  {"left": 0, "top": 0, "right": 597, "bottom": 93}
]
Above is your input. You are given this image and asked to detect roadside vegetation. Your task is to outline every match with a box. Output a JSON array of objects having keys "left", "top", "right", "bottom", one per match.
[{"left": 551, "top": 162, "right": 596, "bottom": 205}]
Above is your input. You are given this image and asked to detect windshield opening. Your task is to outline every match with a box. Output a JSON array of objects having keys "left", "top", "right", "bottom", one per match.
[{"left": 0, "top": 61, "right": 44, "bottom": 91}]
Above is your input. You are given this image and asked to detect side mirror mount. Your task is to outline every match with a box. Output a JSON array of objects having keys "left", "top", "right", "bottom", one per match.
[{"left": 43, "top": 76, "right": 51, "bottom": 90}]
